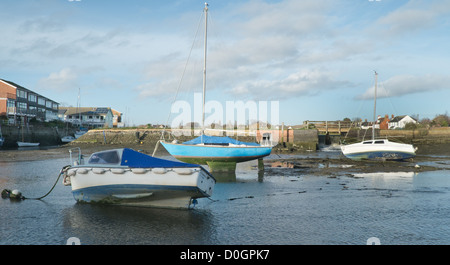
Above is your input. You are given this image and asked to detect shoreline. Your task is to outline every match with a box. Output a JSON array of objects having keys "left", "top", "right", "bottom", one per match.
[{"left": 1, "top": 143, "right": 448, "bottom": 175}]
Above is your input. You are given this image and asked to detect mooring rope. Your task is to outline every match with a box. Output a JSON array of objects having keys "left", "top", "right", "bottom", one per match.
[
  {"left": 24, "top": 165, "right": 71, "bottom": 200},
  {"left": 2, "top": 165, "right": 71, "bottom": 201}
]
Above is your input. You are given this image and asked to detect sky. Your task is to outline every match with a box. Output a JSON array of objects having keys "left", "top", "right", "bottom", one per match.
[{"left": 1, "top": 0, "right": 449, "bottom": 127}]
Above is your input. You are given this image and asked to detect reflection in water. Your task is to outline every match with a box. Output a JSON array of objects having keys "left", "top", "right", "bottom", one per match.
[
  {"left": 62, "top": 204, "right": 216, "bottom": 245},
  {"left": 353, "top": 171, "right": 416, "bottom": 179}
]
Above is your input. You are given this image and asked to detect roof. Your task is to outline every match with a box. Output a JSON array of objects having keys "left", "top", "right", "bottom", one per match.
[
  {"left": 0, "top": 79, "right": 59, "bottom": 104},
  {"left": 60, "top": 107, "right": 112, "bottom": 116},
  {"left": 390, "top": 115, "right": 417, "bottom": 123}
]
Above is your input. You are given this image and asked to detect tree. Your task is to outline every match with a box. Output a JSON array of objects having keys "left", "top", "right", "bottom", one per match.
[{"left": 432, "top": 113, "right": 450, "bottom": 127}]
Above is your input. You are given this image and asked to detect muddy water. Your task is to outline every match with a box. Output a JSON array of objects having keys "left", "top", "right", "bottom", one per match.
[{"left": 1, "top": 145, "right": 450, "bottom": 245}]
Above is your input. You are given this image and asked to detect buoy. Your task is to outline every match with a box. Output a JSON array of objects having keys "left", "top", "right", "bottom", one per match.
[
  {"left": 1, "top": 189, "right": 24, "bottom": 200},
  {"left": 1, "top": 189, "right": 11, "bottom": 199},
  {"left": 10, "top": 190, "right": 24, "bottom": 200}
]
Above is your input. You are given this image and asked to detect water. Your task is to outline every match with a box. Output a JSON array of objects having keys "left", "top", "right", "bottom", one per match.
[{"left": 1, "top": 148, "right": 450, "bottom": 245}]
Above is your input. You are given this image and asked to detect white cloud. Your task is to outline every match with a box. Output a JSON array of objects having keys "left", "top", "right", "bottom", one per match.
[
  {"left": 376, "top": 0, "right": 450, "bottom": 36},
  {"left": 357, "top": 74, "right": 450, "bottom": 100},
  {"left": 38, "top": 68, "right": 78, "bottom": 91},
  {"left": 230, "top": 69, "right": 353, "bottom": 100}
]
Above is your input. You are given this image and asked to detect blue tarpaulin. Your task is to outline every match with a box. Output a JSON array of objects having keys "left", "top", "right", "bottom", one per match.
[
  {"left": 120, "top": 148, "right": 199, "bottom": 168},
  {"left": 182, "top": 135, "right": 260, "bottom": 146}
]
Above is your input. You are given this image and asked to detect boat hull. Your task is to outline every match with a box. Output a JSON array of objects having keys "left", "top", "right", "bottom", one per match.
[
  {"left": 65, "top": 166, "right": 215, "bottom": 209},
  {"left": 341, "top": 139, "right": 416, "bottom": 161},
  {"left": 17, "top": 141, "right": 40, "bottom": 147},
  {"left": 160, "top": 141, "right": 272, "bottom": 164},
  {"left": 61, "top": 136, "right": 75, "bottom": 143}
]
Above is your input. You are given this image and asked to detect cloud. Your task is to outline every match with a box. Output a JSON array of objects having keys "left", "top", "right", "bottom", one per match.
[
  {"left": 230, "top": 69, "right": 353, "bottom": 100},
  {"left": 356, "top": 74, "right": 450, "bottom": 100},
  {"left": 376, "top": 0, "right": 450, "bottom": 36},
  {"left": 134, "top": 0, "right": 367, "bottom": 101},
  {"left": 38, "top": 68, "right": 78, "bottom": 91}
]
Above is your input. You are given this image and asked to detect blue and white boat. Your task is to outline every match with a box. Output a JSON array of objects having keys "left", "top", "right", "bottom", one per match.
[
  {"left": 63, "top": 148, "right": 215, "bottom": 209},
  {"left": 161, "top": 4, "right": 272, "bottom": 168},
  {"left": 161, "top": 135, "right": 272, "bottom": 165}
]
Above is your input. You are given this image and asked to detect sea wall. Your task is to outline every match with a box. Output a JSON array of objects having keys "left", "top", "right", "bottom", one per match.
[
  {"left": 0, "top": 124, "right": 73, "bottom": 147},
  {"left": 3, "top": 125, "right": 446, "bottom": 151},
  {"left": 380, "top": 127, "right": 450, "bottom": 144},
  {"left": 70, "top": 128, "right": 320, "bottom": 152},
  {"left": 70, "top": 129, "right": 259, "bottom": 147}
]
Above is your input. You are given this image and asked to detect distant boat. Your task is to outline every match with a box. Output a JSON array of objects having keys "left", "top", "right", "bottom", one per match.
[
  {"left": 160, "top": 4, "right": 272, "bottom": 169},
  {"left": 61, "top": 135, "right": 76, "bottom": 143},
  {"left": 63, "top": 148, "right": 215, "bottom": 209},
  {"left": 17, "top": 122, "right": 40, "bottom": 147},
  {"left": 17, "top": 141, "right": 40, "bottom": 147},
  {"left": 74, "top": 128, "right": 88, "bottom": 139},
  {"left": 340, "top": 71, "right": 417, "bottom": 161}
]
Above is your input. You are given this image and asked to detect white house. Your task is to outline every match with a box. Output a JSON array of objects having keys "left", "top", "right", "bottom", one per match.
[
  {"left": 59, "top": 107, "right": 114, "bottom": 128},
  {"left": 388, "top": 115, "right": 417, "bottom": 129}
]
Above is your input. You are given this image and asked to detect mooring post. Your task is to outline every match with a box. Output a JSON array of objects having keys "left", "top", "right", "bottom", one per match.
[{"left": 257, "top": 158, "right": 264, "bottom": 171}]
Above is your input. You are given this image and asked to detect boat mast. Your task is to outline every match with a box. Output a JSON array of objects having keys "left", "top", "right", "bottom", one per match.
[
  {"left": 372, "top": 71, "right": 378, "bottom": 140},
  {"left": 202, "top": 3, "right": 209, "bottom": 136}
]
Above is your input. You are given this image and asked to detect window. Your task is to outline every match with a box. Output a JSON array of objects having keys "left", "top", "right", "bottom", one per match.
[
  {"left": 88, "top": 151, "right": 120, "bottom": 164},
  {"left": 16, "top": 102, "right": 27, "bottom": 114},
  {"left": 28, "top": 94, "right": 37, "bottom": 102},
  {"left": 374, "top": 140, "right": 385, "bottom": 144},
  {"left": 17, "top": 90, "right": 27, "bottom": 98},
  {"left": 363, "top": 141, "right": 373, "bottom": 144},
  {"left": 38, "top": 97, "right": 45, "bottom": 105}
]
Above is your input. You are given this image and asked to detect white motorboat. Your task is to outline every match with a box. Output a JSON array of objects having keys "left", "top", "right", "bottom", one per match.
[{"left": 62, "top": 148, "right": 215, "bottom": 209}]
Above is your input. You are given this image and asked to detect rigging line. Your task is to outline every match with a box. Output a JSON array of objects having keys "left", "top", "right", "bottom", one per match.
[
  {"left": 161, "top": 11, "right": 205, "bottom": 140},
  {"left": 379, "top": 80, "right": 398, "bottom": 117}
]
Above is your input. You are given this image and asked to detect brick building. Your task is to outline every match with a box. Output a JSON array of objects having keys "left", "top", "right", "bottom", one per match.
[{"left": 0, "top": 79, "right": 59, "bottom": 124}]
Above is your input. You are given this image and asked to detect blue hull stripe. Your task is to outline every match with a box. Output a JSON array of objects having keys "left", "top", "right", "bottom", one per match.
[{"left": 345, "top": 151, "right": 415, "bottom": 160}]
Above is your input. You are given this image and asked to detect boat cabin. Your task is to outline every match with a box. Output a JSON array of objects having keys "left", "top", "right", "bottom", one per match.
[{"left": 362, "top": 140, "right": 387, "bottom": 145}]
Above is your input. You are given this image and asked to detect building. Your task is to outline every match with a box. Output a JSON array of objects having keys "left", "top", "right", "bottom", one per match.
[
  {"left": 377, "top": 114, "right": 391, "bottom": 130},
  {"left": 59, "top": 107, "right": 114, "bottom": 128},
  {"left": 388, "top": 115, "right": 418, "bottom": 129},
  {"left": 111, "top": 109, "right": 123, "bottom": 128},
  {"left": 0, "top": 79, "right": 59, "bottom": 124}
]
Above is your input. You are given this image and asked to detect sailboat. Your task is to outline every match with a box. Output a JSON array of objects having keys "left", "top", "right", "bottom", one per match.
[
  {"left": 340, "top": 71, "right": 417, "bottom": 160},
  {"left": 17, "top": 120, "right": 40, "bottom": 147},
  {"left": 160, "top": 3, "right": 272, "bottom": 170}
]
